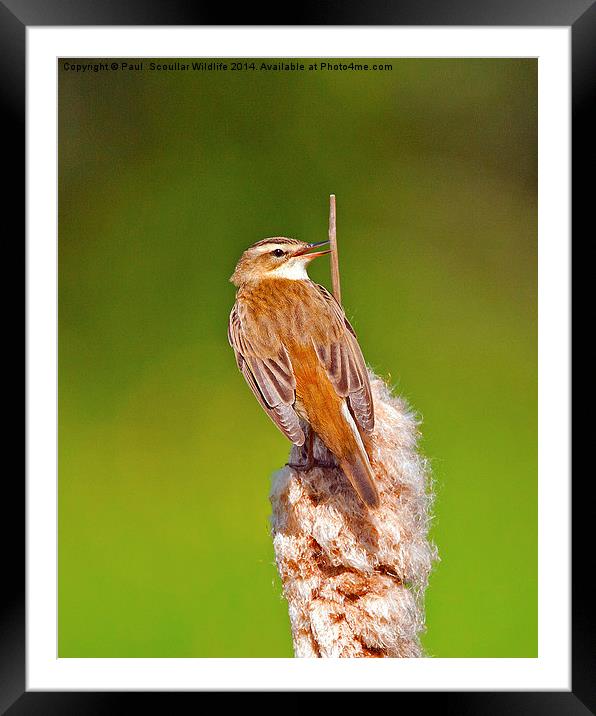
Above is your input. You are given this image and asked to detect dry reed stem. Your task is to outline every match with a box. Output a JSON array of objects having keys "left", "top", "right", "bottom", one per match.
[
  {"left": 328, "top": 194, "right": 341, "bottom": 304},
  {"left": 270, "top": 373, "right": 438, "bottom": 658}
]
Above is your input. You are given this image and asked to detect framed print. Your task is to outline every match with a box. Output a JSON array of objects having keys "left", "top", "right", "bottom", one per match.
[{"left": 8, "top": 0, "right": 589, "bottom": 710}]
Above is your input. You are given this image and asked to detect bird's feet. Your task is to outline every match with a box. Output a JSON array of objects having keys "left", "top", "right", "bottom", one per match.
[
  {"left": 288, "top": 428, "right": 315, "bottom": 471},
  {"left": 287, "top": 457, "right": 337, "bottom": 471},
  {"left": 287, "top": 428, "right": 337, "bottom": 471}
]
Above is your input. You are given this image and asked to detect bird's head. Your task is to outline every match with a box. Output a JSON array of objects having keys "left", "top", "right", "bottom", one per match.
[{"left": 230, "top": 237, "right": 330, "bottom": 286}]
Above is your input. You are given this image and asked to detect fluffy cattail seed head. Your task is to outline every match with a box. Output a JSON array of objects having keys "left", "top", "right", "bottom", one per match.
[{"left": 270, "top": 372, "right": 438, "bottom": 658}]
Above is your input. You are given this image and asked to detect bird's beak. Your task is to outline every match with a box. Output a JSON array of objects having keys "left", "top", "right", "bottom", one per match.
[{"left": 293, "top": 240, "right": 331, "bottom": 260}]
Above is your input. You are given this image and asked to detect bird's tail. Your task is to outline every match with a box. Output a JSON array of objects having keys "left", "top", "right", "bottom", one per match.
[
  {"left": 308, "top": 396, "right": 380, "bottom": 509},
  {"left": 340, "top": 452, "right": 380, "bottom": 509},
  {"left": 331, "top": 401, "right": 380, "bottom": 509}
]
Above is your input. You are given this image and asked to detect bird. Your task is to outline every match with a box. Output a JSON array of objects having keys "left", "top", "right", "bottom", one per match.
[{"left": 228, "top": 237, "right": 379, "bottom": 508}]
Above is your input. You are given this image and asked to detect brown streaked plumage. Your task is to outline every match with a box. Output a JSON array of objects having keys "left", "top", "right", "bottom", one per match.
[{"left": 228, "top": 237, "right": 379, "bottom": 508}]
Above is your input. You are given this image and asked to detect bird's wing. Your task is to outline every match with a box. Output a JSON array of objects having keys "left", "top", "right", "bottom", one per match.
[
  {"left": 228, "top": 303, "right": 305, "bottom": 446},
  {"left": 312, "top": 284, "right": 375, "bottom": 435}
]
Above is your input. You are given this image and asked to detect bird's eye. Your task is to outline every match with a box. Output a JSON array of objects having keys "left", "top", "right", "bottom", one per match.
[{"left": 271, "top": 249, "right": 285, "bottom": 258}]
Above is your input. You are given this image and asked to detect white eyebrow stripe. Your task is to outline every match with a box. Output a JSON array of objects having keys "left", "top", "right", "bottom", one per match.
[
  {"left": 254, "top": 241, "right": 304, "bottom": 256},
  {"left": 254, "top": 243, "right": 286, "bottom": 254}
]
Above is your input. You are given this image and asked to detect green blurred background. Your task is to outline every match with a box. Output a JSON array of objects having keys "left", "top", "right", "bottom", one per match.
[{"left": 58, "top": 59, "right": 537, "bottom": 658}]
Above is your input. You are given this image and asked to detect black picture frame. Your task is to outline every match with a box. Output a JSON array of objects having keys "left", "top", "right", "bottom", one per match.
[{"left": 8, "top": 0, "right": 587, "bottom": 710}]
